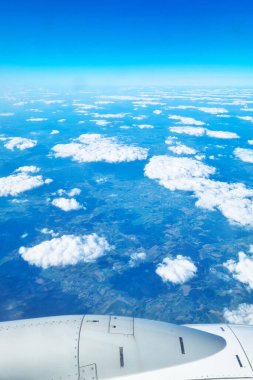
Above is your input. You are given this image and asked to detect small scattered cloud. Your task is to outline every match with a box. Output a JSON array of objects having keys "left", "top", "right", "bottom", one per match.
[
  {"left": 92, "top": 113, "right": 129, "bottom": 119},
  {"left": 1, "top": 137, "right": 37, "bottom": 151},
  {"left": 145, "top": 155, "right": 253, "bottom": 228},
  {"left": 52, "top": 133, "right": 148, "bottom": 163},
  {"left": 15, "top": 166, "right": 40, "bottom": 173},
  {"left": 168, "top": 144, "right": 196, "bottom": 155},
  {"left": 170, "top": 126, "right": 239, "bottom": 139},
  {"left": 224, "top": 246, "right": 253, "bottom": 289},
  {"left": 234, "top": 148, "right": 253, "bottom": 163},
  {"left": 224, "top": 304, "right": 253, "bottom": 324},
  {"left": 156, "top": 255, "right": 197, "bottom": 284},
  {"left": 26, "top": 118, "right": 48, "bottom": 122},
  {"left": 0, "top": 112, "right": 15, "bottom": 116},
  {"left": 56, "top": 188, "right": 81, "bottom": 197},
  {"left": 52, "top": 197, "right": 82, "bottom": 211},
  {"left": 50, "top": 130, "right": 60, "bottom": 135},
  {"left": 19, "top": 233, "right": 111, "bottom": 268},
  {"left": 237, "top": 116, "right": 253, "bottom": 122},
  {"left": 91, "top": 120, "right": 110, "bottom": 126},
  {"left": 129, "top": 251, "right": 146, "bottom": 267},
  {"left": 57, "top": 119, "right": 66, "bottom": 123},
  {"left": 0, "top": 167, "right": 51, "bottom": 197},
  {"left": 168, "top": 115, "right": 205, "bottom": 125},
  {"left": 167, "top": 106, "right": 228, "bottom": 114},
  {"left": 40, "top": 228, "right": 59, "bottom": 237},
  {"left": 137, "top": 124, "right": 154, "bottom": 129}
]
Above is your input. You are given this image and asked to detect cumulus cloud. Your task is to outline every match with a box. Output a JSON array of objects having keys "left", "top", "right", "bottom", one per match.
[
  {"left": 57, "top": 119, "right": 66, "bottom": 123},
  {"left": 224, "top": 304, "right": 253, "bottom": 324},
  {"left": 170, "top": 126, "right": 239, "bottom": 139},
  {"left": 234, "top": 148, "right": 253, "bottom": 163},
  {"left": 52, "top": 197, "right": 82, "bottom": 211},
  {"left": 224, "top": 247, "right": 253, "bottom": 289},
  {"left": 0, "top": 168, "right": 51, "bottom": 197},
  {"left": 144, "top": 155, "right": 253, "bottom": 228},
  {"left": 26, "top": 118, "right": 48, "bottom": 122},
  {"left": 19, "top": 233, "right": 111, "bottom": 268},
  {"left": 248, "top": 140, "right": 253, "bottom": 145},
  {"left": 168, "top": 115, "right": 205, "bottom": 125},
  {"left": 2, "top": 137, "right": 37, "bottom": 151},
  {"left": 52, "top": 133, "right": 148, "bottom": 163},
  {"left": 153, "top": 110, "right": 162, "bottom": 115},
  {"left": 156, "top": 255, "right": 197, "bottom": 284},
  {"left": 168, "top": 144, "right": 196, "bottom": 155}
]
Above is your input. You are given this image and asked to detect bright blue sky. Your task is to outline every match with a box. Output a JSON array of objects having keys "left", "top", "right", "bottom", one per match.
[{"left": 0, "top": 0, "right": 253, "bottom": 85}]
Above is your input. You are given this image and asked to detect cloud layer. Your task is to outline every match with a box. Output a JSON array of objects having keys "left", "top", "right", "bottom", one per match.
[
  {"left": 52, "top": 134, "right": 148, "bottom": 163},
  {"left": 19, "top": 234, "right": 111, "bottom": 268}
]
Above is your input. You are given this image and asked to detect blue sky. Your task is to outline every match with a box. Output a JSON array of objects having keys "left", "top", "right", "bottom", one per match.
[{"left": 0, "top": 0, "right": 253, "bottom": 85}]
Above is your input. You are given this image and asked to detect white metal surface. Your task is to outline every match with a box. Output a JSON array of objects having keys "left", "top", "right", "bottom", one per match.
[{"left": 0, "top": 314, "right": 253, "bottom": 380}]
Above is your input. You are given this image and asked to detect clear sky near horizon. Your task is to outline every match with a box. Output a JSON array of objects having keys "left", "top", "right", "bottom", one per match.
[{"left": 0, "top": 0, "right": 253, "bottom": 85}]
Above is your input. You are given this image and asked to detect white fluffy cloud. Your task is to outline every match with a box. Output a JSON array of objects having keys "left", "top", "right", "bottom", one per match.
[
  {"left": 169, "top": 126, "right": 239, "bottom": 139},
  {"left": 2, "top": 137, "right": 37, "bottom": 151},
  {"left": 168, "top": 144, "right": 196, "bottom": 155},
  {"left": 168, "top": 115, "right": 205, "bottom": 125},
  {"left": 224, "top": 247, "right": 253, "bottom": 289},
  {"left": 50, "top": 130, "right": 60, "bottom": 135},
  {"left": 52, "top": 134, "right": 148, "bottom": 163},
  {"left": 52, "top": 197, "right": 82, "bottom": 211},
  {"left": 19, "top": 234, "right": 111, "bottom": 268},
  {"left": 248, "top": 140, "right": 253, "bottom": 145},
  {"left": 224, "top": 304, "right": 253, "bottom": 324},
  {"left": 156, "top": 255, "right": 197, "bottom": 284},
  {"left": 234, "top": 148, "right": 253, "bottom": 163},
  {"left": 0, "top": 167, "right": 51, "bottom": 196},
  {"left": 145, "top": 156, "right": 253, "bottom": 228}
]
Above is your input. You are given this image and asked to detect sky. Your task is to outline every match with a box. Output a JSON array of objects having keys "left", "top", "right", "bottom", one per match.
[{"left": 0, "top": 0, "right": 253, "bottom": 85}]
